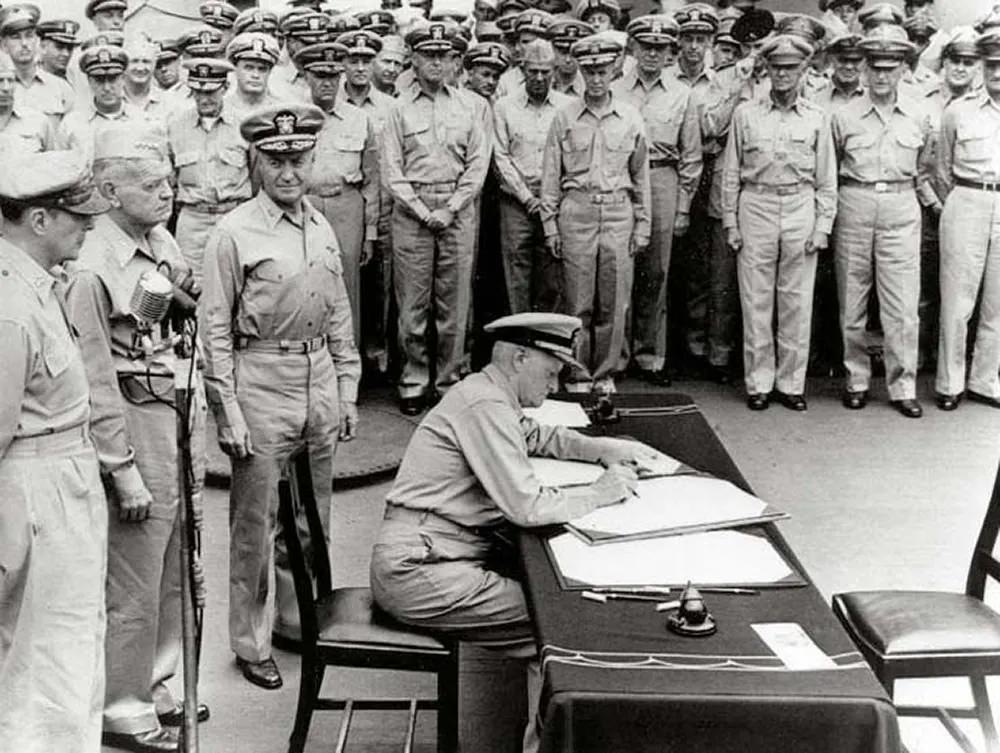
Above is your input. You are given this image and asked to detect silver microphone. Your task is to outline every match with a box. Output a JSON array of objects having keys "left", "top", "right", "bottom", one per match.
[{"left": 130, "top": 270, "right": 174, "bottom": 328}]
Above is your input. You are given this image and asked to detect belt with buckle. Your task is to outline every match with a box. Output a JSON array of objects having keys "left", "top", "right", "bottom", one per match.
[
  {"left": 649, "top": 157, "right": 678, "bottom": 169},
  {"left": 840, "top": 178, "right": 914, "bottom": 193},
  {"left": 569, "top": 189, "right": 629, "bottom": 205},
  {"left": 235, "top": 335, "right": 328, "bottom": 354},
  {"left": 744, "top": 182, "right": 805, "bottom": 197},
  {"left": 414, "top": 181, "right": 458, "bottom": 193},
  {"left": 182, "top": 199, "right": 244, "bottom": 215},
  {"left": 954, "top": 177, "right": 1000, "bottom": 193}
]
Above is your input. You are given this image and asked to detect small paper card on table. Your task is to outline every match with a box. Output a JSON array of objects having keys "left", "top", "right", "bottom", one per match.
[
  {"left": 523, "top": 400, "right": 591, "bottom": 427},
  {"left": 752, "top": 623, "right": 837, "bottom": 670}
]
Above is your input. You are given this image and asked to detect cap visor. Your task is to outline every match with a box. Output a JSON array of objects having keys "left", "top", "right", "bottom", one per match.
[{"left": 63, "top": 192, "right": 112, "bottom": 216}]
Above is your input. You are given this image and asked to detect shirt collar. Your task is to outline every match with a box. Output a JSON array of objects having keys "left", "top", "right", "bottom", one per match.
[
  {"left": 765, "top": 94, "right": 806, "bottom": 114},
  {"left": 517, "top": 89, "right": 556, "bottom": 107},
  {"left": 408, "top": 81, "right": 454, "bottom": 102},
  {"left": 859, "top": 92, "right": 916, "bottom": 119},
  {"left": 481, "top": 363, "right": 523, "bottom": 416},
  {"left": 572, "top": 91, "right": 623, "bottom": 121},
  {"left": 257, "top": 190, "right": 320, "bottom": 230},
  {"left": 0, "top": 238, "right": 55, "bottom": 302},
  {"left": 93, "top": 214, "right": 157, "bottom": 269}
]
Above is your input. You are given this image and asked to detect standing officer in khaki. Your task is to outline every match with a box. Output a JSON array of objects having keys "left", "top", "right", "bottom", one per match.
[
  {"left": 0, "top": 49, "right": 54, "bottom": 155},
  {"left": 493, "top": 39, "right": 573, "bottom": 313},
  {"left": 338, "top": 30, "right": 395, "bottom": 132},
  {"left": 0, "top": 152, "right": 109, "bottom": 753},
  {"left": 200, "top": 103, "right": 361, "bottom": 691},
  {"left": 832, "top": 25, "right": 938, "bottom": 419},
  {"left": 224, "top": 32, "right": 281, "bottom": 123},
  {"left": 65, "top": 125, "right": 208, "bottom": 753},
  {"left": 297, "top": 40, "right": 379, "bottom": 350},
  {"left": 382, "top": 22, "right": 490, "bottom": 415},
  {"left": 934, "top": 27, "right": 1000, "bottom": 411},
  {"left": 167, "top": 58, "right": 251, "bottom": 285},
  {"left": 722, "top": 34, "right": 837, "bottom": 411},
  {"left": 612, "top": 15, "right": 702, "bottom": 383},
  {"left": 1, "top": 5, "right": 75, "bottom": 128},
  {"left": 540, "top": 34, "right": 651, "bottom": 394},
  {"left": 271, "top": 11, "right": 329, "bottom": 103},
  {"left": 547, "top": 18, "right": 589, "bottom": 97}
]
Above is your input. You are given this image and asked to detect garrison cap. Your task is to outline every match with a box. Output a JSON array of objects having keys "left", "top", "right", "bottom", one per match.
[
  {"left": 977, "top": 28, "right": 1000, "bottom": 60},
  {"left": 233, "top": 8, "right": 278, "bottom": 36},
  {"left": 178, "top": 26, "right": 227, "bottom": 57},
  {"left": 942, "top": 26, "right": 978, "bottom": 58},
  {"left": 338, "top": 29, "right": 382, "bottom": 57},
  {"left": 902, "top": 14, "right": 938, "bottom": 40},
  {"left": 775, "top": 13, "right": 826, "bottom": 46},
  {"left": 825, "top": 32, "right": 863, "bottom": 57},
  {"left": 183, "top": 57, "right": 234, "bottom": 90},
  {"left": 85, "top": 0, "right": 128, "bottom": 20},
  {"left": 570, "top": 32, "right": 621, "bottom": 66},
  {"left": 79, "top": 44, "right": 129, "bottom": 76},
  {"left": 714, "top": 8, "right": 742, "bottom": 47},
  {"left": 731, "top": 7, "right": 774, "bottom": 44},
  {"left": 282, "top": 12, "right": 330, "bottom": 41},
  {"left": 154, "top": 38, "right": 181, "bottom": 62},
  {"left": 406, "top": 22, "right": 456, "bottom": 52},
  {"left": 464, "top": 41, "right": 511, "bottom": 70},
  {"left": 626, "top": 14, "right": 679, "bottom": 46},
  {"left": 200, "top": 1, "right": 239, "bottom": 31},
  {"left": 515, "top": 9, "right": 554, "bottom": 36},
  {"left": 674, "top": 4, "right": 718, "bottom": 34},
  {"left": 575, "top": 0, "right": 620, "bottom": 24},
  {"left": 476, "top": 21, "right": 504, "bottom": 42},
  {"left": 760, "top": 32, "right": 813, "bottom": 63},
  {"left": 377, "top": 34, "right": 407, "bottom": 61},
  {"left": 0, "top": 151, "right": 110, "bottom": 215},
  {"left": 81, "top": 30, "right": 125, "bottom": 49},
  {"left": 484, "top": 313, "right": 585, "bottom": 369},
  {"left": 227, "top": 31, "right": 280, "bottom": 66},
  {"left": 36, "top": 19, "right": 80, "bottom": 45},
  {"left": 294, "top": 41, "right": 348, "bottom": 73},
  {"left": 521, "top": 37, "right": 556, "bottom": 64},
  {"left": 857, "top": 3, "right": 904, "bottom": 30},
  {"left": 355, "top": 9, "right": 396, "bottom": 35},
  {"left": 0, "top": 5, "right": 39, "bottom": 36},
  {"left": 858, "top": 23, "right": 915, "bottom": 62},
  {"left": 93, "top": 123, "right": 168, "bottom": 162},
  {"left": 549, "top": 18, "right": 593, "bottom": 49},
  {"left": 240, "top": 102, "right": 325, "bottom": 153},
  {"left": 975, "top": 6, "right": 1000, "bottom": 35}
]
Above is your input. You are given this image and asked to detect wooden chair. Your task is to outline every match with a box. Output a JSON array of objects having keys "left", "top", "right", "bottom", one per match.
[
  {"left": 279, "top": 451, "right": 460, "bottom": 753},
  {"left": 833, "top": 459, "right": 1000, "bottom": 753}
]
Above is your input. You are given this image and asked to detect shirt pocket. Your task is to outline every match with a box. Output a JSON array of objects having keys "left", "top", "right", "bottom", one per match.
[
  {"left": 173, "top": 150, "right": 200, "bottom": 190},
  {"left": 955, "top": 121, "right": 995, "bottom": 165},
  {"left": 603, "top": 129, "right": 635, "bottom": 177},
  {"left": 648, "top": 111, "right": 682, "bottom": 151},
  {"left": 788, "top": 130, "right": 815, "bottom": 171},
  {"left": 559, "top": 129, "right": 591, "bottom": 176},
  {"left": 328, "top": 132, "right": 366, "bottom": 179},
  {"left": 402, "top": 116, "right": 433, "bottom": 157},
  {"left": 216, "top": 146, "right": 249, "bottom": 188},
  {"left": 893, "top": 127, "right": 923, "bottom": 169},
  {"left": 43, "top": 337, "right": 70, "bottom": 378},
  {"left": 742, "top": 133, "right": 772, "bottom": 171},
  {"left": 842, "top": 130, "right": 878, "bottom": 165},
  {"left": 442, "top": 111, "right": 469, "bottom": 158}
]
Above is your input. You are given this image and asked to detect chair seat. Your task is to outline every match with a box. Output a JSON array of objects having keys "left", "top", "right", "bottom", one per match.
[
  {"left": 315, "top": 587, "right": 450, "bottom": 655},
  {"left": 834, "top": 590, "right": 1000, "bottom": 657}
]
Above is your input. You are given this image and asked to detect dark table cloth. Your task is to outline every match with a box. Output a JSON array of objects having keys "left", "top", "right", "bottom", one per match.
[{"left": 520, "top": 393, "right": 900, "bottom": 753}]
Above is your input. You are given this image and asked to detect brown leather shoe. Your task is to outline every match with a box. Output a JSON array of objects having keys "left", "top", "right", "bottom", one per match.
[
  {"left": 236, "top": 656, "right": 283, "bottom": 690},
  {"left": 102, "top": 728, "right": 179, "bottom": 753}
]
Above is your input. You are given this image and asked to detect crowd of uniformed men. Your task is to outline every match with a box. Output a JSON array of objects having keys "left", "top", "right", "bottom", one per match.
[{"left": 3, "top": 0, "right": 1000, "bottom": 749}]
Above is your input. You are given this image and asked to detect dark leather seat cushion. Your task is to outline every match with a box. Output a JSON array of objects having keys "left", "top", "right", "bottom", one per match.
[
  {"left": 315, "top": 587, "right": 450, "bottom": 654},
  {"left": 834, "top": 590, "right": 1000, "bottom": 657}
]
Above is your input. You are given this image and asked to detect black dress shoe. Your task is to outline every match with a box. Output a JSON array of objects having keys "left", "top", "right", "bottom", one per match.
[
  {"left": 102, "top": 728, "right": 178, "bottom": 753},
  {"left": 639, "top": 368, "right": 672, "bottom": 387},
  {"left": 891, "top": 399, "right": 923, "bottom": 418},
  {"left": 399, "top": 395, "right": 425, "bottom": 416},
  {"left": 775, "top": 392, "right": 807, "bottom": 411},
  {"left": 967, "top": 390, "right": 1000, "bottom": 409},
  {"left": 935, "top": 392, "right": 961, "bottom": 411},
  {"left": 746, "top": 393, "right": 769, "bottom": 411},
  {"left": 842, "top": 390, "right": 868, "bottom": 410},
  {"left": 157, "top": 703, "right": 210, "bottom": 726},
  {"left": 236, "top": 656, "right": 283, "bottom": 690}
]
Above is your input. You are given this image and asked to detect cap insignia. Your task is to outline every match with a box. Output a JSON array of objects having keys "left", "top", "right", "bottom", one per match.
[{"left": 275, "top": 111, "right": 297, "bottom": 135}]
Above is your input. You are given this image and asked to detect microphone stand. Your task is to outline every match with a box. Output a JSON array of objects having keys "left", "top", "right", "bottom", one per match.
[{"left": 173, "top": 316, "right": 202, "bottom": 753}]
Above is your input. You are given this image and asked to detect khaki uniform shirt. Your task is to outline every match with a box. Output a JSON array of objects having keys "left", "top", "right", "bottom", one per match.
[
  {"left": 612, "top": 69, "right": 703, "bottom": 214},
  {"left": 551, "top": 70, "right": 585, "bottom": 98},
  {"left": 387, "top": 363, "right": 625, "bottom": 528},
  {"left": 338, "top": 80, "right": 395, "bottom": 134},
  {"left": 936, "top": 91, "right": 1000, "bottom": 199},
  {"left": 831, "top": 93, "right": 938, "bottom": 207},
  {"left": 13, "top": 66, "right": 75, "bottom": 125},
  {"left": 311, "top": 100, "right": 380, "bottom": 241},
  {"left": 64, "top": 215, "right": 190, "bottom": 475},
  {"left": 493, "top": 88, "right": 574, "bottom": 205},
  {"left": 539, "top": 93, "right": 652, "bottom": 243},
  {"left": 124, "top": 85, "right": 174, "bottom": 124},
  {"left": 0, "top": 105, "right": 55, "bottom": 155},
  {"left": 381, "top": 82, "right": 491, "bottom": 222},
  {"left": 0, "top": 241, "right": 90, "bottom": 454},
  {"left": 57, "top": 101, "right": 150, "bottom": 164},
  {"left": 810, "top": 81, "right": 866, "bottom": 113},
  {"left": 223, "top": 90, "right": 280, "bottom": 125},
  {"left": 270, "top": 62, "right": 310, "bottom": 103},
  {"left": 167, "top": 103, "right": 252, "bottom": 206},
  {"left": 721, "top": 95, "right": 838, "bottom": 233},
  {"left": 200, "top": 191, "right": 361, "bottom": 430}
]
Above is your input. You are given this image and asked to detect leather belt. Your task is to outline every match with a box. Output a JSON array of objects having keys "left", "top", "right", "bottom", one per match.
[
  {"left": 954, "top": 177, "right": 1000, "bottom": 193},
  {"left": 743, "top": 182, "right": 807, "bottom": 197},
  {"left": 649, "top": 157, "right": 678, "bottom": 169},
  {"left": 234, "top": 335, "right": 327, "bottom": 354},
  {"left": 840, "top": 178, "right": 914, "bottom": 193},
  {"left": 383, "top": 503, "right": 505, "bottom": 539},
  {"left": 568, "top": 188, "right": 629, "bottom": 205},
  {"left": 8, "top": 424, "right": 89, "bottom": 456},
  {"left": 414, "top": 181, "right": 458, "bottom": 193},
  {"left": 181, "top": 199, "right": 244, "bottom": 214}
]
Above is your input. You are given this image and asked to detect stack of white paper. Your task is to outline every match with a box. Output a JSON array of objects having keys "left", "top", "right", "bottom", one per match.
[
  {"left": 523, "top": 400, "right": 591, "bottom": 427},
  {"left": 530, "top": 458, "right": 605, "bottom": 487}
]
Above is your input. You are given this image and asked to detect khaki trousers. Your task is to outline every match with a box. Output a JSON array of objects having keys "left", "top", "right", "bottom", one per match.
[
  {"left": 104, "top": 379, "right": 207, "bottom": 734},
  {"left": 392, "top": 191, "right": 476, "bottom": 399},
  {"left": 736, "top": 187, "right": 817, "bottom": 395},
  {"left": 0, "top": 430, "right": 107, "bottom": 753},
  {"left": 499, "top": 195, "right": 561, "bottom": 314},
  {"left": 834, "top": 185, "right": 921, "bottom": 399},
  {"left": 229, "top": 349, "right": 338, "bottom": 662},
  {"left": 559, "top": 191, "right": 634, "bottom": 385},
  {"left": 176, "top": 206, "right": 227, "bottom": 287},
  {"left": 309, "top": 189, "right": 365, "bottom": 347},
  {"left": 631, "top": 166, "right": 679, "bottom": 372},
  {"left": 936, "top": 186, "right": 1000, "bottom": 398}
]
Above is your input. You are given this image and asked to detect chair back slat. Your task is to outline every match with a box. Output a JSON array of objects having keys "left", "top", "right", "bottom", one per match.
[
  {"left": 278, "top": 468, "right": 321, "bottom": 645},
  {"left": 291, "top": 451, "right": 333, "bottom": 596},
  {"left": 966, "top": 459, "right": 1000, "bottom": 600}
]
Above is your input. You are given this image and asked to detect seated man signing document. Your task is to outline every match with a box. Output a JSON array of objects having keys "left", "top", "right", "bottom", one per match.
[{"left": 370, "top": 312, "right": 670, "bottom": 752}]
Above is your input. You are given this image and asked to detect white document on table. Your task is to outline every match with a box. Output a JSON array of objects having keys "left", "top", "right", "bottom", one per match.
[
  {"left": 568, "top": 475, "right": 780, "bottom": 539},
  {"left": 547, "top": 529, "right": 794, "bottom": 587},
  {"left": 752, "top": 623, "right": 837, "bottom": 670},
  {"left": 530, "top": 458, "right": 605, "bottom": 487},
  {"left": 523, "top": 399, "right": 591, "bottom": 427}
]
